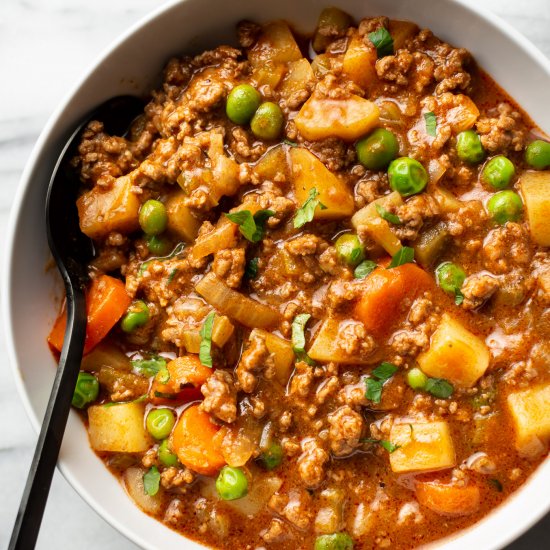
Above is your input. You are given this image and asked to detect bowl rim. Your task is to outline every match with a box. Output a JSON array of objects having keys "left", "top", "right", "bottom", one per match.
[{"left": 3, "top": 0, "right": 550, "bottom": 549}]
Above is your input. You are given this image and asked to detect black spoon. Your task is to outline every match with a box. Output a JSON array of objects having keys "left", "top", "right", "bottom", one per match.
[{"left": 9, "top": 95, "right": 144, "bottom": 550}]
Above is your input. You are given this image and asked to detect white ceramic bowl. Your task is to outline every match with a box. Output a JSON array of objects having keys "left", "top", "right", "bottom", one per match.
[{"left": 4, "top": 0, "right": 550, "bottom": 548}]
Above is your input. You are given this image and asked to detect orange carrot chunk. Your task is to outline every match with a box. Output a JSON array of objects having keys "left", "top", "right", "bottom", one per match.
[
  {"left": 48, "top": 275, "right": 131, "bottom": 354},
  {"left": 171, "top": 404, "right": 226, "bottom": 476},
  {"left": 416, "top": 480, "right": 481, "bottom": 517},
  {"left": 354, "top": 263, "right": 433, "bottom": 339},
  {"left": 149, "top": 355, "right": 212, "bottom": 405}
]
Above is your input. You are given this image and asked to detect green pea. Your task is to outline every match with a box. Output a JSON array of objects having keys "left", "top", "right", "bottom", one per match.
[
  {"left": 487, "top": 190, "right": 523, "bottom": 224},
  {"left": 456, "top": 130, "right": 485, "bottom": 164},
  {"left": 226, "top": 84, "right": 261, "bottom": 125},
  {"left": 120, "top": 300, "right": 150, "bottom": 333},
  {"left": 250, "top": 102, "right": 284, "bottom": 140},
  {"left": 388, "top": 157, "right": 428, "bottom": 197},
  {"left": 435, "top": 262, "right": 466, "bottom": 295},
  {"left": 314, "top": 533, "right": 354, "bottom": 550},
  {"left": 335, "top": 234, "right": 365, "bottom": 267},
  {"left": 146, "top": 408, "right": 176, "bottom": 440},
  {"left": 481, "top": 156, "right": 515, "bottom": 189},
  {"left": 356, "top": 128, "right": 399, "bottom": 170},
  {"left": 72, "top": 372, "right": 99, "bottom": 409},
  {"left": 158, "top": 439, "right": 178, "bottom": 467},
  {"left": 258, "top": 443, "right": 283, "bottom": 470},
  {"left": 407, "top": 368, "right": 428, "bottom": 390},
  {"left": 146, "top": 234, "right": 172, "bottom": 256},
  {"left": 525, "top": 139, "right": 550, "bottom": 169},
  {"left": 139, "top": 199, "right": 168, "bottom": 236},
  {"left": 215, "top": 466, "right": 248, "bottom": 500}
]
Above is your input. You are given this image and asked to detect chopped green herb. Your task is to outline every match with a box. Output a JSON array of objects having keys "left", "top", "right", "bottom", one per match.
[
  {"left": 388, "top": 246, "right": 415, "bottom": 268},
  {"left": 199, "top": 311, "right": 216, "bottom": 368},
  {"left": 362, "top": 438, "right": 400, "bottom": 453},
  {"left": 283, "top": 139, "right": 298, "bottom": 147},
  {"left": 167, "top": 268, "right": 178, "bottom": 284},
  {"left": 143, "top": 466, "right": 161, "bottom": 496},
  {"left": 293, "top": 188, "right": 327, "bottom": 229},
  {"left": 372, "top": 362, "right": 399, "bottom": 380},
  {"left": 454, "top": 288, "right": 464, "bottom": 305},
  {"left": 376, "top": 204, "right": 402, "bottom": 225},
  {"left": 425, "top": 377, "right": 454, "bottom": 399},
  {"left": 488, "top": 478, "right": 503, "bottom": 492},
  {"left": 368, "top": 28, "right": 394, "bottom": 57},
  {"left": 245, "top": 257, "right": 260, "bottom": 279},
  {"left": 131, "top": 357, "right": 167, "bottom": 377},
  {"left": 424, "top": 111, "right": 437, "bottom": 137},
  {"left": 291, "top": 313, "right": 316, "bottom": 365},
  {"left": 365, "top": 362, "right": 399, "bottom": 403},
  {"left": 225, "top": 209, "right": 275, "bottom": 243},
  {"left": 365, "top": 378, "right": 383, "bottom": 403},
  {"left": 156, "top": 367, "right": 170, "bottom": 384},
  {"left": 354, "top": 260, "right": 377, "bottom": 279}
]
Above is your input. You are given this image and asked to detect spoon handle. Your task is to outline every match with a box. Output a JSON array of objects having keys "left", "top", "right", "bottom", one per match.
[{"left": 8, "top": 286, "right": 87, "bottom": 550}]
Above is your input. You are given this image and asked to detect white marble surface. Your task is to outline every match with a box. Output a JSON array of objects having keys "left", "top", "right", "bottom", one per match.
[{"left": 1, "top": 0, "right": 549, "bottom": 548}]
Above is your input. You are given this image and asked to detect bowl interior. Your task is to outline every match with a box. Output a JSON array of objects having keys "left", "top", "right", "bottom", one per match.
[{"left": 4, "top": 0, "right": 550, "bottom": 549}]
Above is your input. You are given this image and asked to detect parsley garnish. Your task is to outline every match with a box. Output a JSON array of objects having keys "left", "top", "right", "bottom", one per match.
[
  {"left": 424, "top": 111, "right": 437, "bottom": 137},
  {"left": 291, "top": 313, "right": 316, "bottom": 365},
  {"left": 454, "top": 288, "right": 464, "bottom": 305},
  {"left": 167, "top": 268, "right": 178, "bottom": 284},
  {"left": 143, "top": 466, "right": 160, "bottom": 496},
  {"left": 199, "top": 311, "right": 216, "bottom": 368},
  {"left": 225, "top": 209, "right": 275, "bottom": 243},
  {"left": 375, "top": 204, "right": 402, "bottom": 225},
  {"left": 368, "top": 28, "right": 394, "bottom": 58},
  {"left": 293, "top": 188, "right": 327, "bottom": 229},
  {"left": 365, "top": 362, "right": 399, "bottom": 403},
  {"left": 131, "top": 357, "right": 167, "bottom": 377},
  {"left": 425, "top": 377, "right": 454, "bottom": 399},
  {"left": 245, "top": 257, "right": 260, "bottom": 279},
  {"left": 388, "top": 246, "right": 415, "bottom": 268},
  {"left": 362, "top": 438, "right": 400, "bottom": 453},
  {"left": 354, "top": 260, "right": 377, "bottom": 279},
  {"left": 283, "top": 139, "right": 298, "bottom": 147}
]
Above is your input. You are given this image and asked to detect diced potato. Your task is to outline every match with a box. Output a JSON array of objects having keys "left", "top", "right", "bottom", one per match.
[
  {"left": 507, "top": 384, "right": 550, "bottom": 457},
  {"left": 388, "top": 19, "right": 419, "bottom": 50},
  {"left": 165, "top": 190, "right": 201, "bottom": 243},
  {"left": 441, "top": 94, "right": 480, "bottom": 134},
  {"left": 389, "top": 421, "right": 456, "bottom": 473},
  {"left": 88, "top": 402, "right": 152, "bottom": 453},
  {"left": 295, "top": 95, "right": 380, "bottom": 141},
  {"left": 80, "top": 341, "right": 131, "bottom": 373},
  {"left": 315, "top": 488, "right": 345, "bottom": 534},
  {"left": 278, "top": 58, "right": 315, "bottom": 100},
  {"left": 253, "top": 144, "right": 290, "bottom": 182},
  {"left": 432, "top": 187, "right": 463, "bottom": 213},
  {"left": 308, "top": 319, "right": 378, "bottom": 364},
  {"left": 77, "top": 175, "right": 140, "bottom": 239},
  {"left": 342, "top": 33, "right": 377, "bottom": 90},
  {"left": 520, "top": 170, "right": 550, "bottom": 246},
  {"left": 351, "top": 191, "right": 403, "bottom": 255},
  {"left": 417, "top": 314, "right": 490, "bottom": 388},
  {"left": 248, "top": 21, "right": 302, "bottom": 67},
  {"left": 311, "top": 53, "right": 333, "bottom": 77},
  {"left": 123, "top": 467, "right": 163, "bottom": 515},
  {"left": 312, "top": 7, "right": 353, "bottom": 52},
  {"left": 252, "top": 62, "right": 286, "bottom": 89},
  {"left": 290, "top": 147, "right": 354, "bottom": 219},
  {"left": 415, "top": 481, "right": 480, "bottom": 517},
  {"left": 250, "top": 329, "right": 295, "bottom": 385},
  {"left": 414, "top": 222, "right": 449, "bottom": 267}
]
